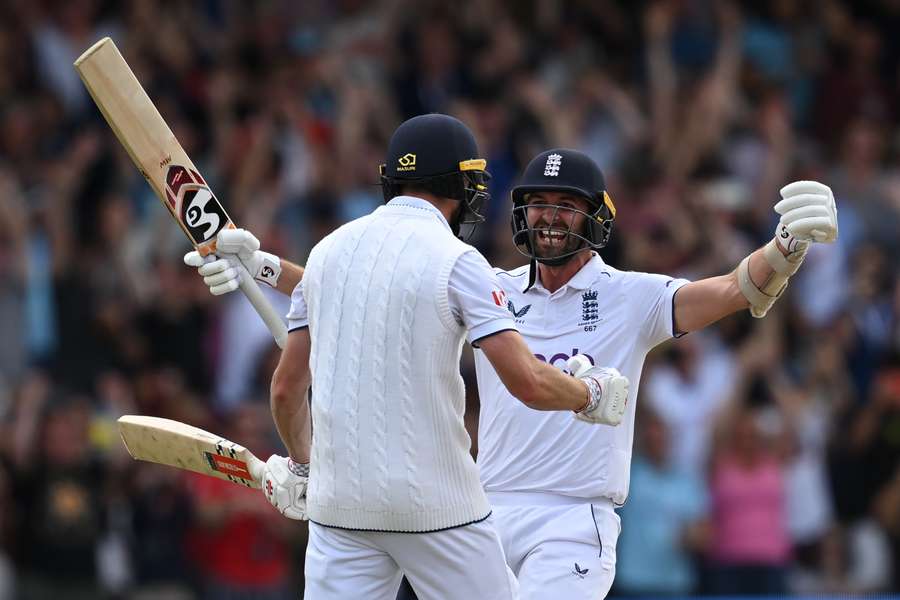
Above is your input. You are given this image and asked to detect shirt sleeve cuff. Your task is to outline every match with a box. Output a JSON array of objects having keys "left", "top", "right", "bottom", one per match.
[
  {"left": 288, "top": 318, "right": 309, "bottom": 331},
  {"left": 670, "top": 283, "right": 689, "bottom": 338},
  {"left": 468, "top": 317, "right": 517, "bottom": 347}
]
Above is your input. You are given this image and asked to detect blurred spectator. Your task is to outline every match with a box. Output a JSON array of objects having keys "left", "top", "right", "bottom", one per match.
[
  {"left": 10, "top": 374, "right": 112, "bottom": 599},
  {"left": 616, "top": 406, "right": 709, "bottom": 596},
  {"left": 644, "top": 332, "right": 737, "bottom": 477},
  {"left": 830, "top": 363, "right": 900, "bottom": 590},
  {"left": 0, "top": 167, "right": 27, "bottom": 383},
  {"left": 705, "top": 369, "right": 792, "bottom": 594},
  {"left": 126, "top": 465, "right": 197, "bottom": 599},
  {"left": 185, "top": 405, "right": 301, "bottom": 600},
  {"left": 0, "top": 0, "right": 898, "bottom": 596}
]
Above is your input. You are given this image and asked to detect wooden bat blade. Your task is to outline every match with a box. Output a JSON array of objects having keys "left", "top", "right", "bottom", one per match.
[
  {"left": 74, "top": 37, "right": 230, "bottom": 251},
  {"left": 74, "top": 37, "right": 287, "bottom": 349},
  {"left": 118, "top": 415, "right": 264, "bottom": 489}
]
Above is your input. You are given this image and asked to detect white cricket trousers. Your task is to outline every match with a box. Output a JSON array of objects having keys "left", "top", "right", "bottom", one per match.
[
  {"left": 304, "top": 516, "right": 518, "bottom": 600},
  {"left": 489, "top": 492, "right": 620, "bottom": 600}
]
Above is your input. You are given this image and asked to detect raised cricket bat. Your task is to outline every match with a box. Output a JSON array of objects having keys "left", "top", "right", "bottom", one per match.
[
  {"left": 74, "top": 37, "right": 287, "bottom": 349},
  {"left": 118, "top": 415, "right": 264, "bottom": 488}
]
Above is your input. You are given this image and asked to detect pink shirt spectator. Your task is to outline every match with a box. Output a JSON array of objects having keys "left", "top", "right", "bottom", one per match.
[{"left": 710, "top": 454, "right": 791, "bottom": 564}]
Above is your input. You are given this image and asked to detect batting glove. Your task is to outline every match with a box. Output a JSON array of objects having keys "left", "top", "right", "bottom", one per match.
[
  {"left": 184, "top": 228, "right": 281, "bottom": 295},
  {"left": 568, "top": 354, "right": 630, "bottom": 426},
  {"left": 774, "top": 181, "right": 838, "bottom": 245},
  {"left": 262, "top": 455, "right": 309, "bottom": 520}
]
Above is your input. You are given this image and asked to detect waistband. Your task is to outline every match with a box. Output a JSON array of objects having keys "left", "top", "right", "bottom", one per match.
[{"left": 487, "top": 491, "right": 614, "bottom": 508}]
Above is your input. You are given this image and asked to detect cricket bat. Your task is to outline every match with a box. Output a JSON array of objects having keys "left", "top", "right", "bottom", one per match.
[
  {"left": 118, "top": 415, "right": 264, "bottom": 488},
  {"left": 74, "top": 37, "right": 287, "bottom": 349}
]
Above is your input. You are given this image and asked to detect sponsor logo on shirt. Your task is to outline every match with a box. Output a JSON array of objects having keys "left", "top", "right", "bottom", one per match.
[
  {"left": 572, "top": 562, "right": 590, "bottom": 579},
  {"left": 534, "top": 350, "right": 594, "bottom": 374},
  {"left": 507, "top": 300, "right": 531, "bottom": 321}
]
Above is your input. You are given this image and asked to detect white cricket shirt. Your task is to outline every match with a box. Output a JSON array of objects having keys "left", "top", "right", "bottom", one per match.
[{"left": 474, "top": 253, "right": 689, "bottom": 505}]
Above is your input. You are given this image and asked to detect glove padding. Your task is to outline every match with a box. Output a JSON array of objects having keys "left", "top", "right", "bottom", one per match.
[
  {"left": 568, "top": 354, "right": 630, "bottom": 426},
  {"left": 184, "top": 252, "right": 243, "bottom": 295},
  {"left": 262, "top": 455, "right": 308, "bottom": 520},
  {"left": 184, "top": 228, "right": 281, "bottom": 295},
  {"left": 774, "top": 181, "right": 838, "bottom": 244}
]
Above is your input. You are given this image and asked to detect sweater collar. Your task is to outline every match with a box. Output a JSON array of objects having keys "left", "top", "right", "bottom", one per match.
[{"left": 384, "top": 196, "right": 452, "bottom": 233}]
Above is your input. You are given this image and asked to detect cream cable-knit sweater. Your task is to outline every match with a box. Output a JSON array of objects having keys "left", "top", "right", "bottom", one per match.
[{"left": 303, "top": 201, "right": 490, "bottom": 532}]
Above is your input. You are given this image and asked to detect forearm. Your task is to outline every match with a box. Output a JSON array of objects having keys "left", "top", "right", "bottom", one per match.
[
  {"left": 274, "top": 259, "right": 304, "bottom": 295},
  {"left": 270, "top": 329, "right": 313, "bottom": 463},
  {"left": 744, "top": 237, "right": 790, "bottom": 292},
  {"left": 270, "top": 380, "right": 311, "bottom": 463},
  {"left": 477, "top": 330, "right": 588, "bottom": 412},
  {"left": 673, "top": 273, "right": 746, "bottom": 334},
  {"left": 523, "top": 359, "right": 589, "bottom": 412},
  {"left": 674, "top": 235, "right": 796, "bottom": 333}
]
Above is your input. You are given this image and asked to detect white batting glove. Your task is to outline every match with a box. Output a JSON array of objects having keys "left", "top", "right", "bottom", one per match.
[
  {"left": 568, "top": 354, "right": 630, "bottom": 426},
  {"left": 184, "top": 252, "right": 242, "bottom": 295},
  {"left": 774, "top": 181, "right": 838, "bottom": 245},
  {"left": 183, "top": 228, "right": 282, "bottom": 295},
  {"left": 262, "top": 455, "right": 309, "bottom": 520}
]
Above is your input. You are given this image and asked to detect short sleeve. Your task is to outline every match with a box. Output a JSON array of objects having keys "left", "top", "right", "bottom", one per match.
[
  {"left": 447, "top": 250, "right": 518, "bottom": 346},
  {"left": 286, "top": 279, "right": 309, "bottom": 331},
  {"left": 635, "top": 273, "right": 690, "bottom": 348}
]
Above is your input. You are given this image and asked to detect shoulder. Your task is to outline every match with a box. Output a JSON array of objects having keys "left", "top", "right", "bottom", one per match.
[
  {"left": 607, "top": 267, "right": 683, "bottom": 292},
  {"left": 493, "top": 263, "right": 530, "bottom": 278},
  {"left": 445, "top": 234, "right": 479, "bottom": 256},
  {"left": 489, "top": 264, "right": 528, "bottom": 294},
  {"left": 493, "top": 263, "right": 529, "bottom": 282},
  {"left": 434, "top": 237, "right": 486, "bottom": 273},
  {"left": 310, "top": 216, "right": 372, "bottom": 257}
]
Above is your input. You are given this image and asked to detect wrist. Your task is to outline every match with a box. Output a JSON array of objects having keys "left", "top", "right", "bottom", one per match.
[
  {"left": 774, "top": 235, "right": 790, "bottom": 257},
  {"left": 773, "top": 223, "right": 809, "bottom": 256},
  {"left": 575, "top": 381, "right": 591, "bottom": 413},
  {"left": 287, "top": 458, "right": 310, "bottom": 477},
  {"left": 576, "top": 377, "right": 602, "bottom": 414},
  {"left": 253, "top": 251, "right": 282, "bottom": 287}
]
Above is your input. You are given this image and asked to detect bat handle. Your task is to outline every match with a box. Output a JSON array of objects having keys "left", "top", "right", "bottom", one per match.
[
  {"left": 236, "top": 263, "right": 289, "bottom": 349},
  {"left": 248, "top": 454, "right": 266, "bottom": 488}
]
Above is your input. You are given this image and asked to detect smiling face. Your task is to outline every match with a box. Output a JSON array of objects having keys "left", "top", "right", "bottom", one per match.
[{"left": 525, "top": 191, "right": 593, "bottom": 260}]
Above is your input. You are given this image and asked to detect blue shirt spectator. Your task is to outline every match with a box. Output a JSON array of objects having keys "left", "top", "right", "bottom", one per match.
[{"left": 616, "top": 410, "right": 709, "bottom": 595}]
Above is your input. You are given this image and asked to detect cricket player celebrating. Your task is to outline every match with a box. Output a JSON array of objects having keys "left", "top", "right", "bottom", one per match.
[
  {"left": 461, "top": 150, "right": 834, "bottom": 599},
  {"left": 188, "top": 144, "right": 837, "bottom": 598},
  {"left": 193, "top": 116, "right": 630, "bottom": 600}
]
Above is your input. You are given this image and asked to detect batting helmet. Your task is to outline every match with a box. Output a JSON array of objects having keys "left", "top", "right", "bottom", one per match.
[
  {"left": 510, "top": 148, "right": 616, "bottom": 265},
  {"left": 380, "top": 114, "right": 490, "bottom": 241}
]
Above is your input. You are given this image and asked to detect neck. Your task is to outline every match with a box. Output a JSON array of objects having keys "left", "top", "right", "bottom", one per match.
[{"left": 537, "top": 250, "right": 592, "bottom": 293}]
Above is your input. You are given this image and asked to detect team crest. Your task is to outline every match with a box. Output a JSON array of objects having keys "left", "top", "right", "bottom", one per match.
[
  {"left": 578, "top": 289, "right": 601, "bottom": 329},
  {"left": 544, "top": 153, "right": 562, "bottom": 176}
]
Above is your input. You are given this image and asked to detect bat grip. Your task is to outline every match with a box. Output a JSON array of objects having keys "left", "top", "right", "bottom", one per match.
[
  {"left": 236, "top": 263, "right": 288, "bottom": 349},
  {"left": 247, "top": 454, "right": 266, "bottom": 486}
]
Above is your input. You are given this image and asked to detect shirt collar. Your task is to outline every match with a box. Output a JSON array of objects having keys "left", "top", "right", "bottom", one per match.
[
  {"left": 524, "top": 252, "right": 610, "bottom": 294},
  {"left": 385, "top": 195, "right": 452, "bottom": 232}
]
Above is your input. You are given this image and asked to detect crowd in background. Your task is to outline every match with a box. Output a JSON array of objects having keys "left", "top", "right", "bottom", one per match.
[{"left": 1, "top": 0, "right": 900, "bottom": 598}]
